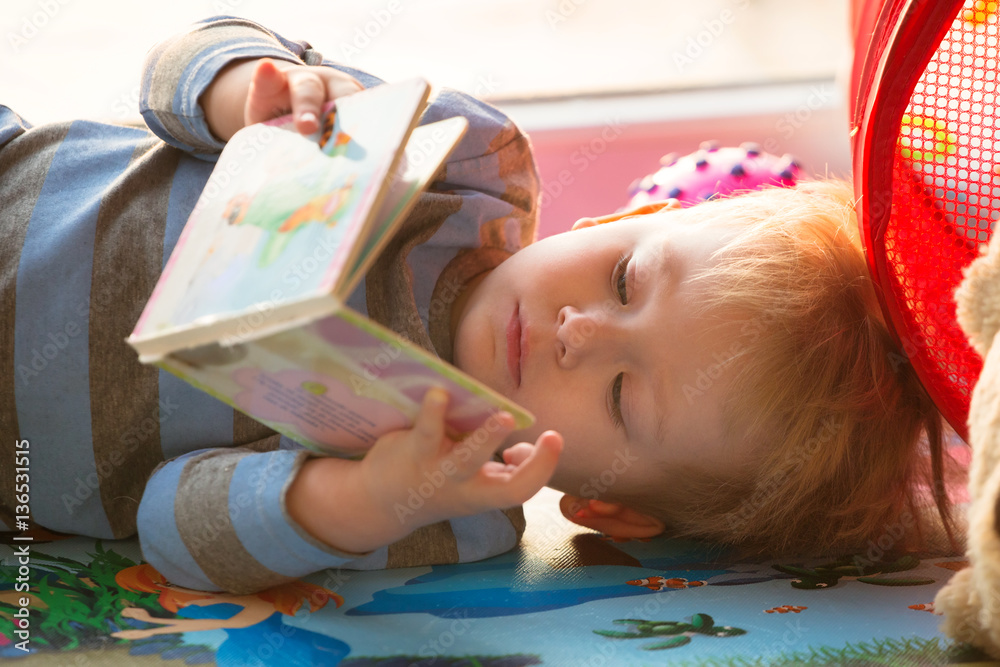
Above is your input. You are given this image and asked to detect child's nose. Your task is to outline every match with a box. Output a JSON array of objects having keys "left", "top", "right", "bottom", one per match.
[{"left": 556, "top": 305, "right": 616, "bottom": 368}]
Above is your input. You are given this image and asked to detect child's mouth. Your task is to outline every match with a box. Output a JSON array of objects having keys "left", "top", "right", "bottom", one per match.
[{"left": 506, "top": 304, "right": 522, "bottom": 388}]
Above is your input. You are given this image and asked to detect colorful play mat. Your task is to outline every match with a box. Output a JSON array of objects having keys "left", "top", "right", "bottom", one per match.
[{"left": 2, "top": 481, "right": 996, "bottom": 666}]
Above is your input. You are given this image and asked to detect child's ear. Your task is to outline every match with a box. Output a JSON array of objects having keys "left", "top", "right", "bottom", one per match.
[
  {"left": 570, "top": 199, "right": 681, "bottom": 231},
  {"left": 558, "top": 493, "right": 666, "bottom": 538}
]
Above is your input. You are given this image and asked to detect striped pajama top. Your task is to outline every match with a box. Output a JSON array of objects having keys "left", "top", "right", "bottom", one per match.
[{"left": 0, "top": 16, "right": 539, "bottom": 593}]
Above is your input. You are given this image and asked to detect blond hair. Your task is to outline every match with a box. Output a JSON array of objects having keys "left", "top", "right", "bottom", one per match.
[{"left": 609, "top": 179, "right": 959, "bottom": 558}]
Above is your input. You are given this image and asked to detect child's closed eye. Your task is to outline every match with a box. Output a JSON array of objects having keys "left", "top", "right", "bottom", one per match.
[
  {"left": 609, "top": 372, "right": 625, "bottom": 431},
  {"left": 614, "top": 253, "right": 632, "bottom": 304}
]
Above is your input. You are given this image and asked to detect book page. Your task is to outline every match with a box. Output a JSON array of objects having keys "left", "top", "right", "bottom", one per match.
[
  {"left": 341, "top": 116, "right": 469, "bottom": 297},
  {"left": 159, "top": 308, "right": 533, "bottom": 456},
  {"left": 130, "top": 79, "right": 429, "bottom": 354}
]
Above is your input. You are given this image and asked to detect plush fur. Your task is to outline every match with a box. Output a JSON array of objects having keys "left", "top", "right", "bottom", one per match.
[{"left": 935, "top": 233, "right": 1000, "bottom": 657}]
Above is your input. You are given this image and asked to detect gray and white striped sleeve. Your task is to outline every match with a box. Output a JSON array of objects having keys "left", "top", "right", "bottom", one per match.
[{"left": 139, "top": 16, "right": 313, "bottom": 159}]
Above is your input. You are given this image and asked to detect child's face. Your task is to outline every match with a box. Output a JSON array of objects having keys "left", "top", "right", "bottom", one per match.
[{"left": 453, "top": 207, "right": 754, "bottom": 499}]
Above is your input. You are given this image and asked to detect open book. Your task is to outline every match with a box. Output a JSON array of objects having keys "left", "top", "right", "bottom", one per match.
[{"left": 127, "top": 78, "right": 533, "bottom": 457}]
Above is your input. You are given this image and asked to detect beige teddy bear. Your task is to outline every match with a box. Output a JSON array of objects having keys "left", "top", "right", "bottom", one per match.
[{"left": 934, "top": 232, "right": 1000, "bottom": 658}]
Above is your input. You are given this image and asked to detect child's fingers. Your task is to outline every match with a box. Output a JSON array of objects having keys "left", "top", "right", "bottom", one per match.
[
  {"left": 287, "top": 70, "right": 361, "bottom": 135},
  {"left": 451, "top": 411, "right": 515, "bottom": 474},
  {"left": 501, "top": 442, "right": 534, "bottom": 467},
  {"left": 249, "top": 59, "right": 286, "bottom": 96},
  {"left": 244, "top": 59, "right": 290, "bottom": 125},
  {"left": 284, "top": 68, "right": 327, "bottom": 134},
  {"left": 408, "top": 388, "right": 449, "bottom": 457},
  {"left": 485, "top": 430, "right": 563, "bottom": 506},
  {"left": 320, "top": 69, "right": 364, "bottom": 100},
  {"left": 244, "top": 62, "right": 362, "bottom": 135}
]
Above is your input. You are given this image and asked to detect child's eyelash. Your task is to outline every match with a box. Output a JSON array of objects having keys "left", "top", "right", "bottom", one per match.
[
  {"left": 608, "top": 253, "right": 630, "bottom": 431},
  {"left": 609, "top": 372, "right": 625, "bottom": 431},
  {"left": 614, "top": 253, "right": 631, "bottom": 304}
]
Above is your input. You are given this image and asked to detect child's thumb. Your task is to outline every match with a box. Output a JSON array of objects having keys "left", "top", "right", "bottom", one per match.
[
  {"left": 245, "top": 59, "right": 289, "bottom": 125},
  {"left": 250, "top": 59, "right": 286, "bottom": 95},
  {"left": 501, "top": 443, "right": 535, "bottom": 467}
]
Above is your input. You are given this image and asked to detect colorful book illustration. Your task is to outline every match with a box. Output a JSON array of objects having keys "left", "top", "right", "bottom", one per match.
[{"left": 128, "top": 79, "right": 533, "bottom": 456}]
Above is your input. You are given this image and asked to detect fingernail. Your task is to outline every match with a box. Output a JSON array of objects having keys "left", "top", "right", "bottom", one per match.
[
  {"left": 299, "top": 111, "right": 317, "bottom": 125},
  {"left": 427, "top": 388, "right": 447, "bottom": 405}
]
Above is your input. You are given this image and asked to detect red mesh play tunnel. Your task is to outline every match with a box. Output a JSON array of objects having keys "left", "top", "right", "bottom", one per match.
[{"left": 853, "top": 0, "right": 1000, "bottom": 441}]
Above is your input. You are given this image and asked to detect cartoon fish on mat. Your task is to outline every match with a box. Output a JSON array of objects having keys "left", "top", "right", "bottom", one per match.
[
  {"left": 627, "top": 576, "right": 706, "bottom": 591},
  {"left": 909, "top": 603, "right": 936, "bottom": 613},
  {"left": 764, "top": 605, "right": 806, "bottom": 614},
  {"left": 934, "top": 560, "right": 969, "bottom": 572}
]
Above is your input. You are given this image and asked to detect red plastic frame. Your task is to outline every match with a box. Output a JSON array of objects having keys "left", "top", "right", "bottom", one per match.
[{"left": 852, "top": 0, "right": 980, "bottom": 441}]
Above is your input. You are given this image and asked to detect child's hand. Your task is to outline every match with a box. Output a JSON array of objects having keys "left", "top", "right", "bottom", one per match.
[
  {"left": 202, "top": 57, "right": 363, "bottom": 142},
  {"left": 286, "top": 389, "right": 562, "bottom": 555},
  {"left": 363, "top": 388, "right": 564, "bottom": 531},
  {"left": 243, "top": 59, "right": 362, "bottom": 135}
]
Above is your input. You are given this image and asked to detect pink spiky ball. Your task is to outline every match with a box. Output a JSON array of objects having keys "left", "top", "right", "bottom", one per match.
[{"left": 625, "top": 141, "right": 803, "bottom": 209}]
